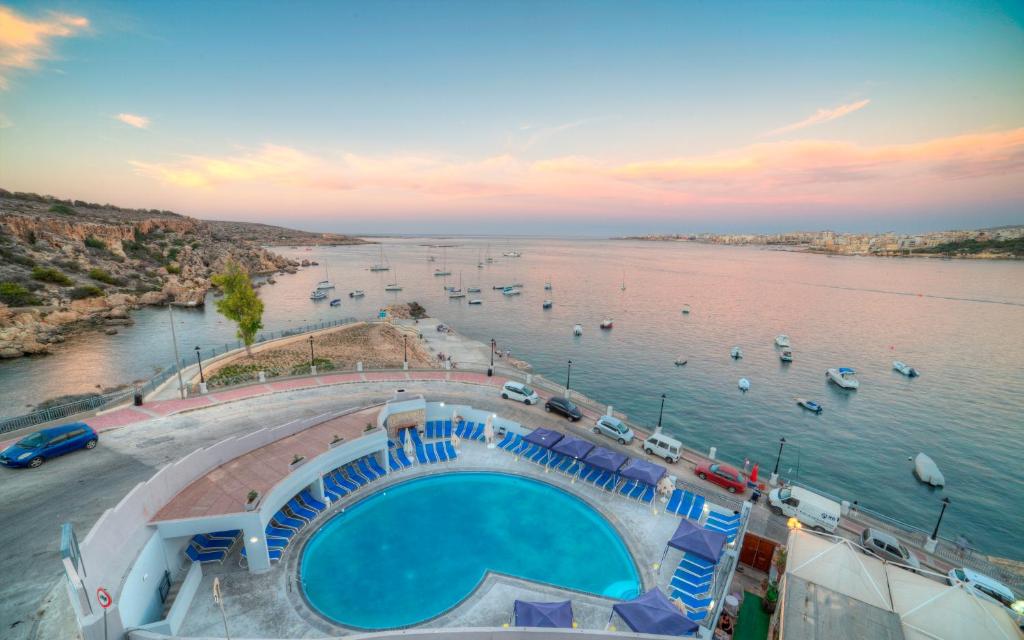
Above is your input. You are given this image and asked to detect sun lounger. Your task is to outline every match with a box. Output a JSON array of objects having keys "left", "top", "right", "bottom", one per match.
[
  {"left": 299, "top": 489, "right": 327, "bottom": 512},
  {"left": 512, "top": 436, "right": 531, "bottom": 455},
  {"left": 241, "top": 546, "right": 282, "bottom": 563},
  {"left": 272, "top": 512, "right": 305, "bottom": 531},
  {"left": 674, "top": 591, "right": 713, "bottom": 610},
  {"left": 497, "top": 433, "right": 516, "bottom": 449},
  {"left": 398, "top": 428, "right": 409, "bottom": 445},
  {"left": 619, "top": 479, "right": 638, "bottom": 497},
  {"left": 639, "top": 484, "right": 655, "bottom": 503},
  {"left": 558, "top": 457, "right": 576, "bottom": 474},
  {"left": 265, "top": 524, "right": 296, "bottom": 540},
  {"left": 470, "top": 422, "right": 484, "bottom": 440},
  {"left": 330, "top": 470, "right": 359, "bottom": 492},
  {"left": 192, "top": 534, "right": 234, "bottom": 551},
  {"left": 388, "top": 451, "right": 402, "bottom": 471},
  {"left": 357, "top": 458, "right": 380, "bottom": 481},
  {"left": 671, "top": 575, "right": 711, "bottom": 596},
  {"left": 368, "top": 455, "right": 388, "bottom": 476},
  {"left": 529, "top": 446, "right": 548, "bottom": 463},
  {"left": 322, "top": 480, "right": 344, "bottom": 501},
  {"left": 186, "top": 543, "right": 227, "bottom": 564},
  {"left": 287, "top": 497, "right": 318, "bottom": 521},
  {"left": 672, "top": 569, "right": 712, "bottom": 590},
  {"left": 422, "top": 443, "right": 436, "bottom": 463},
  {"left": 426, "top": 420, "right": 437, "bottom": 438},
  {"left": 443, "top": 420, "right": 452, "bottom": 437},
  {"left": 686, "top": 609, "right": 707, "bottom": 623},
  {"left": 346, "top": 464, "right": 370, "bottom": 485},
  {"left": 414, "top": 442, "right": 428, "bottom": 464},
  {"left": 454, "top": 421, "right": 467, "bottom": 438},
  {"left": 444, "top": 440, "right": 457, "bottom": 460},
  {"left": 395, "top": 447, "right": 412, "bottom": 467},
  {"left": 435, "top": 442, "right": 449, "bottom": 462}
]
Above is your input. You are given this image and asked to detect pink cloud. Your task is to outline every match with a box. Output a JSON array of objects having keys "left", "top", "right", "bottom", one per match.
[
  {"left": 763, "top": 99, "right": 871, "bottom": 137},
  {"left": 0, "top": 6, "right": 89, "bottom": 89}
]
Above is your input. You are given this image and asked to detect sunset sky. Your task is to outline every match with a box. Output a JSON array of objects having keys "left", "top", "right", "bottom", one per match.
[{"left": 1, "top": 1, "right": 1022, "bottom": 234}]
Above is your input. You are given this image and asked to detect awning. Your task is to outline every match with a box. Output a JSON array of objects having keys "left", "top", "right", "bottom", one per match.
[
  {"left": 551, "top": 435, "right": 595, "bottom": 460},
  {"left": 513, "top": 599, "right": 573, "bottom": 628},
  {"left": 620, "top": 458, "right": 667, "bottom": 486},
  {"left": 668, "top": 518, "right": 727, "bottom": 563},
  {"left": 583, "top": 447, "right": 629, "bottom": 473},
  {"left": 612, "top": 589, "right": 698, "bottom": 636},
  {"left": 524, "top": 428, "right": 564, "bottom": 449}
]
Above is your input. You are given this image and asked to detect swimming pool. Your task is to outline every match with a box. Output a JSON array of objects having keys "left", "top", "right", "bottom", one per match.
[{"left": 299, "top": 472, "right": 641, "bottom": 629}]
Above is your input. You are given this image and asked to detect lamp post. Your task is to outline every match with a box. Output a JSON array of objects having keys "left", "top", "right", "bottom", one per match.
[
  {"left": 488, "top": 338, "right": 495, "bottom": 377},
  {"left": 656, "top": 393, "right": 667, "bottom": 432},
  {"left": 565, "top": 359, "right": 573, "bottom": 397},
  {"left": 925, "top": 496, "right": 951, "bottom": 552},
  {"left": 194, "top": 346, "right": 207, "bottom": 395},
  {"left": 770, "top": 436, "right": 786, "bottom": 486},
  {"left": 308, "top": 335, "right": 315, "bottom": 367}
]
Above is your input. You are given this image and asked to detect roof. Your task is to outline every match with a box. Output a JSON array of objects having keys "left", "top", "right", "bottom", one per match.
[
  {"left": 786, "top": 530, "right": 892, "bottom": 610},
  {"left": 780, "top": 574, "right": 905, "bottom": 640}
]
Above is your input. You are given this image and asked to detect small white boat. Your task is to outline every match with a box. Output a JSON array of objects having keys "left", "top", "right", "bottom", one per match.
[
  {"left": 468, "top": 299, "right": 482, "bottom": 305},
  {"left": 310, "top": 289, "right": 327, "bottom": 300},
  {"left": 349, "top": 290, "right": 365, "bottom": 298},
  {"left": 600, "top": 318, "right": 614, "bottom": 329},
  {"left": 780, "top": 348, "right": 793, "bottom": 362},
  {"left": 731, "top": 346, "right": 743, "bottom": 359},
  {"left": 913, "top": 453, "right": 945, "bottom": 486},
  {"left": 826, "top": 367, "right": 859, "bottom": 389},
  {"left": 448, "top": 291, "right": 466, "bottom": 299},
  {"left": 329, "top": 298, "right": 341, "bottom": 307},
  {"left": 681, "top": 304, "right": 691, "bottom": 314},
  {"left": 775, "top": 334, "right": 790, "bottom": 347},
  {"left": 573, "top": 324, "right": 583, "bottom": 336},
  {"left": 316, "top": 280, "right": 335, "bottom": 290},
  {"left": 893, "top": 361, "right": 920, "bottom": 377},
  {"left": 385, "top": 283, "right": 402, "bottom": 291},
  {"left": 542, "top": 300, "right": 553, "bottom": 309},
  {"left": 796, "top": 398, "right": 823, "bottom": 413},
  {"left": 434, "top": 269, "right": 451, "bottom": 276},
  {"left": 502, "top": 286, "right": 520, "bottom": 296},
  {"left": 544, "top": 280, "right": 552, "bottom": 290},
  {"left": 467, "top": 287, "right": 481, "bottom": 293},
  {"left": 503, "top": 249, "right": 522, "bottom": 257},
  {"left": 674, "top": 359, "right": 687, "bottom": 366},
  {"left": 738, "top": 378, "right": 751, "bottom": 392}
]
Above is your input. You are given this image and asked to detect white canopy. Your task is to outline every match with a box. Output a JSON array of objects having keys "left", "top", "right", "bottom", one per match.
[{"left": 786, "top": 529, "right": 892, "bottom": 610}]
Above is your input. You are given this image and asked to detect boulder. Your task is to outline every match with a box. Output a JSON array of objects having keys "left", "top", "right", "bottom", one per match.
[{"left": 137, "top": 291, "right": 169, "bottom": 305}]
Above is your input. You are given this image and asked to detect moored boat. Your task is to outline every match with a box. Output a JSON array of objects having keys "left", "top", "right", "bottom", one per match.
[
  {"left": 893, "top": 360, "right": 920, "bottom": 377},
  {"left": 796, "top": 398, "right": 823, "bottom": 413},
  {"left": 542, "top": 300, "right": 553, "bottom": 309},
  {"left": 349, "top": 290, "right": 365, "bottom": 298},
  {"left": 674, "top": 359, "right": 687, "bottom": 366},
  {"left": 731, "top": 346, "right": 743, "bottom": 359},
  {"left": 826, "top": 367, "right": 859, "bottom": 389},
  {"left": 600, "top": 318, "right": 613, "bottom": 329},
  {"left": 738, "top": 378, "right": 751, "bottom": 392},
  {"left": 467, "top": 287, "right": 481, "bottom": 293},
  {"left": 330, "top": 298, "right": 341, "bottom": 306},
  {"left": 780, "top": 348, "right": 793, "bottom": 362},
  {"left": 573, "top": 324, "right": 583, "bottom": 336},
  {"left": 681, "top": 304, "right": 691, "bottom": 314},
  {"left": 913, "top": 452, "right": 945, "bottom": 486},
  {"left": 468, "top": 299, "right": 482, "bottom": 305},
  {"left": 310, "top": 289, "right": 327, "bottom": 300},
  {"left": 502, "top": 286, "right": 520, "bottom": 296},
  {"left": 775, "top": 334, "right": 791, "bottom": 347}
]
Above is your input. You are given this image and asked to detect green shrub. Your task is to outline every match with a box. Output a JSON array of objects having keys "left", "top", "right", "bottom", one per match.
[
  {"left": 84, "top": 236, "right": 106, "bottom": 250},
  {"left": 26, "top": 230, "right": 37, "bottom": 245},
  {"left": 88, "top": 268, "right": 124, "bottom": 285},
  {"left": 53, "top": 259, "right": 81, "bottom": 272},
  {"left": 166, "top": 263, "right": 181, "bottom": 274},
  {"left": 49, "top": 204, "right": 76, "bottom": 216},
  {"left": 290, "top": 358, "right": 334, "bottom": 376},
  {"left": 31, "top": 266, "right": 73, "bottom": 285},
  {"left": 166, "top": 247, "right": 179, "bottom": 262},
  {"left": 68, "top": 285, "right": 104, "bottom": 300},
  {"left": 0, "top": 282, "right": 42, "bottom": 306},
  {"left": 0, "top": 247, "right": 36, "bottom": 267}
]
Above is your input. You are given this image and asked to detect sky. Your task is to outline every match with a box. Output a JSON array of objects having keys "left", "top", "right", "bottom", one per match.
[{"left": 1, "top": 1, "right": 1023, "bottom": 235}]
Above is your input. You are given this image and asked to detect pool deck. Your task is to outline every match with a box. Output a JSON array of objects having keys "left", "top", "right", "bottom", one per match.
[{"left": 176, "top": 442, "right": 682, "bottom": 638}]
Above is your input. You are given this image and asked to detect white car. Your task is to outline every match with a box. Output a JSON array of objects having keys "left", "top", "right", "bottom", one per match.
[
  {"left": 947, "top": 568, "right": 1022, "bottom": 625},
  {"left": 593, "top": 415, "right": 634, "bottom": 445},
  {"left": 501, "top": 381, "right": 539, "bottom": 405}
]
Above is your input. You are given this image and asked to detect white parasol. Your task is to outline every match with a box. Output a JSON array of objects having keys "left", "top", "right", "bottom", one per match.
[{"left": 484, "top": 414, "right": 496, "bottom": 448}]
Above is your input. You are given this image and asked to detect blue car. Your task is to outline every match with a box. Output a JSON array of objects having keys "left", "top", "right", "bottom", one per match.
[{"left": 0, "top": 422, "right": 98, "bottom": 468}]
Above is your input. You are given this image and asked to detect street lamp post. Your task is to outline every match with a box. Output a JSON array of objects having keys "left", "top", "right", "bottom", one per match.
[
  {"left": 194, "top": 346, "right": 207, "bottom": 395},
  {"left": 488, "top": 338, "right": 495, "bottom": 377},
  {"left": 770, "top": 436, "right": 786, "bottom": 486},
  {"left": 308, "top": 335, "right": 315, "bottom": 367},
  {"left": 403, "top": 335, "right": 408, "bottom": 364},
  {"left": 565, "top": 360, "right": 573, "bottom": 397},
  {"left": 656, "top": 393, "right": 667, "bottom": 432},
  {"left": 925, "top": 496, "right": 951, "bottom": 552}
]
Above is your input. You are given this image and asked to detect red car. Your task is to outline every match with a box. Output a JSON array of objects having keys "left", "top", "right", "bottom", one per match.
[{"left": 694, "top": 462, "right": 747, "bottom": 494}]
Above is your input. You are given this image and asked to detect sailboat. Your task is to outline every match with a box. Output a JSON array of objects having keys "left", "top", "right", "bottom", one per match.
[
  {"left": 434, "top": 248, "right": 451, "bottom": 276},
  {"left": 544, "top": 277, "right": 552, "bottom": 291},
  {"left": 385, "top": 268, "right": 402, "bottom": 291},
  {"left": 620, "top": 270, "right": 626, "bottom": 291},
  {"left": 369, "top": 244, "right": 390, "bottom": 272},
  {"left": 316, "top": 265, "right": 335, "bottom": 290},
  {"left": 448, "top": 272, "right": 466, "bottom": 298},
  {"left": 477, "top": 250, "right": 484, "bottom": 269},
  {"left": 485, "top": 244, "right": 494, "bottom": 263},
  {"left": 503, "top": 248, "right": 522, "bottom": 257}
]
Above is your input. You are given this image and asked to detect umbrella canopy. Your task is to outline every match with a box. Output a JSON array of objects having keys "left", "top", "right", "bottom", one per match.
[
  {"left": 621, "top": 458, "right": 667, "bottom": 486},
  {"left": 513, "top": 600, "right": 573, "bottom": 628},
  {"left": 583, "top": 447, "right": 629, "bottom": 473},
  {"left": 612, "top": 589, "right": 698, "bottom": 636},
  {"left": 749, "top": 463, "right": 759, "bottom": 483},
  {"left": 483, "top": 416, "right": 494, "bottom": 442},
  {"left": 552, "top": 435, "right": 595, "bottom": 460},
  {"left": 524, "top": 428, "right": 564, "bottom": 449},
  {"left": 668, "top": 518, "right": 728, "bottom": 563}
]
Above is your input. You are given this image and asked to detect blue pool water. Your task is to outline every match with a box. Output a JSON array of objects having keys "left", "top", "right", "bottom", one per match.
[{"left": 299, "top": 472, "right": 640, "bottom": 629}]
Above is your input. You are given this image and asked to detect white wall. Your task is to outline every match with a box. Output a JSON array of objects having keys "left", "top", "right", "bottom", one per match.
[{"left": 117, "top": 531, "right": 178, "bottom": 629}]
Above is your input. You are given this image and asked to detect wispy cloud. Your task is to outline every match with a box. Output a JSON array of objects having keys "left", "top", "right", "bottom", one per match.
[
  {"left": 763, "top": 99, "right": 871, "bottom": 137},
  {"left": 0, "top": 6, "right": 89, "bottom": 90},
  {"left": 116, "top": 113, "right": 150, "bottom": 129},
  {"left": 509, "top": 117, "right": 608, "bottom": 152}
]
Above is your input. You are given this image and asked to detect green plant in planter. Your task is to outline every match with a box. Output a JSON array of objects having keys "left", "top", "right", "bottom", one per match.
[
  {"left": 331, "top": 434, "right": 344, "bottom": 444},
  {"left": 246, "top": 490, "right": 259, "bottom": 503},
  {"left": 364, "top": 422, "right": 375, "bottom": 432},
  {"left": 762, "top": 580, "right": 779, "bottom": 614},
  {"left": 291, "top": 454, "right": 305, "bottom": 465}
]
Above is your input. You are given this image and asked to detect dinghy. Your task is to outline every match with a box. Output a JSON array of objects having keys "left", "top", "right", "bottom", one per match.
[
  {"left": 738, "top": 378, "right": 751, "bottom": 392},
  {"left": 600, "top": 318, "right": 614, "bottom": 329},
  {"left": 796, "top": 398, "right": 823, "bottom": 413},
  {"left": 542, "top": 300, "right": 553, "bottom": 309},
  {"left": 731, "top": 346, "right": 743, "bottom": 359},
  {"left": 573, "top": 324, "right": 583, "bottom": 336},
  {"left": 913, "top": 452, "right": 945, "bottom": 486},
  {"left": 674, "top": 359, "right": 688, "bottom": 366},
  {"left": 893, "top": 360, "right": 920, "bottom": 377}
]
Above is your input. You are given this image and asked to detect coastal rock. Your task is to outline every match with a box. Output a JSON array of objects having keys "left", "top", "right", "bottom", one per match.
[
  {"left": 137, "top": 291, "right": 169, "bottom": 305},
  {"left": 106, "top": 306, "right": 130, "bottom": 320},
  {"left": 105, "top": 328, "right": 118, "bottom": 335}
]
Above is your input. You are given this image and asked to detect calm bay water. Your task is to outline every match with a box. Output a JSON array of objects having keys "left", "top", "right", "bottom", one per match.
[{"left": 1, "top": 238, "right": 1022, "bottom": 559}]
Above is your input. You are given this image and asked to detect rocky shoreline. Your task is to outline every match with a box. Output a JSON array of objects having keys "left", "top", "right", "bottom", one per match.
[{"left": 0, "top": 189, "right": 361, "bottom": 359}]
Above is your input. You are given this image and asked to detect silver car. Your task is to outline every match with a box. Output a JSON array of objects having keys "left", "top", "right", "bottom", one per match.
[
  {"left": 592, "top": 415, "right": 634, "bottom": 445},
  {"left": 860, "top": 528, "right": 921, "bottom": 570}
]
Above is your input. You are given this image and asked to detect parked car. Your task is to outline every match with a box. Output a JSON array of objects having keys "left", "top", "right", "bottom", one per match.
[
  {"left": 859, "top": 528, "right": 921, "bottom": 570},
  {"left": 642, "top": 433, "right": 682, "bottom": 463},
  {"left": 593, "top": 415, "right": 634, "bottom": 445},
  {"left": 0, "top": 422, "right": 98, "bottom": 468},
  {"left": 544, "top": 396, "right": 582, "bottom": 421},
  {"left": 767, "top": 486, "right": 841, "bottom": 532},
  {"left": 501, "top": 381, "right": 539, "bottom": 405},
  {"left": 694, "top": 461, "right": 747, "bottom": 494},
  {"left": 947, "top": 567, "right": 1021, "bottom": 625}
]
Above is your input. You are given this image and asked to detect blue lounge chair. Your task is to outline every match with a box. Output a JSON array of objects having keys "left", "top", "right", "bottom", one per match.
[
  {"left": 619, "top": 479, "right": 638, "bottom": 497},
  {"left": 686, "top": 610, "right": 707, "bottom": 623},
  {"left": 425, "top": 420, "right": 436, "bottom": 438},
  {"left": 410, "top": 429, "right": 425, "bottom": 447},
  {"left": 272, "top": 512, "right": 305, "bottom": 531},
  {"left": 414, "top": 442, "right": 428, "bottom": 464},
  {"left": 357, "top": 458, "right": 380, "bottom": 481},
  {"left": 266, "top": 537, "right": 289, "bottom": 550},
  {"left": 556, "top": 456, "right": 573, "bottom": 472},
  {"left": 666, "top": 489, "right": 683, "bottom": 514},
  {"left": 398, "top": 428, "right": 409, "bottom": 445},
  {"left": 425, "top": 443, "right": 439, "bottom": 463},
  {"left": 388, "top": 451, "right": 402, "bottom": 471},
  {"left": 470, "top": 422, "right": 484, "bottom": 440},
  {"left": 207, "top": 530, "right": 241, "bottom": 540},
  {"left": 241, "top": 546, "right": 283, "bottom": 563},
  {"left": 192, "top": 534, "right": 235, "bottom": 550},
  {"left": 329, "top": 470, "right": 359, "bottom": 492},
  {"left": 287, "top": 497, "right": 317, "bottom": 521},
  {"left": 300, "top": 490, "right": 327, "bottom": 512},
  {"left": 186, "top": 544, "right": 226, "bottom": 564},
  {"left": 675, "top": 592, "right": 713, "bottom": 610},
  {"left": 369, "top": 455, "right": 388, "bottom": 477},
  {"left": 672, "top": 571, "right": 711, "bottom": 592},
  {"left": 639, "top": 484, "right": 655, "bottom": 503},
  {"left": 435, "top": 442, "right": 449, "bottom": 462},
  {"left": 529, "top": 446, "right": 548, "bottom": 463},
  {"left": 345, "top": 464, "right": 370, "bottom": 485},
  {"left": 265, "top": 524, "right": 296, "bottom": 541},
  {"left": 453, "top": 421, "right": 467, "bottom": 438},
  {"left": 443, "top": 420, "right": 452, "bottom": 437},
  {"left": 322, "top": 480, "right": 344, "bottom": 501},
  {"left": 677, "top": 491, "right": 696, "bottom": 516},
  {"left": 444, "top": 441, "right": 457, "bottom": 460},
  {"left": 581, "top": 465, "right": 600, "bottom": 482},
  {"left": 512, "top": 436, "right": 531, "bottom": 455},
  {"left": 497, "top": 433, "right": 516, "bottom": 449},
  {"left": 395, "top": 447, "right": 413, "bottom": 467},
  {"left": 630, "top": 481, "right": 647, "bottom": 499}
]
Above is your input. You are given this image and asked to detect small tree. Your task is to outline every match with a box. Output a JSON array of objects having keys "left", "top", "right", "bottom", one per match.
[{"left": 211, "top": 260, "right": 264, "bottom": 355}]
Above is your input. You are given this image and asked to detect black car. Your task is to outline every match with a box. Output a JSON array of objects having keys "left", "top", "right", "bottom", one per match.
[{"left": 545, "top": 396, "right": 582, "bottom": 421}]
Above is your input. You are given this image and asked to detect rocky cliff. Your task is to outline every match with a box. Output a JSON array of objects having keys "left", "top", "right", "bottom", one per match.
[{"left": 0, "top": 189, "right": 360, "bottom": 359}]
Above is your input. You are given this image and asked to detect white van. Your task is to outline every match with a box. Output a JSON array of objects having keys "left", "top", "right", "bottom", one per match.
[
  {"left": 501, "top": 381, "right": 539, "bottom": 405},
  {"left": 768, "top": 486, "right": 841, "bottom": 533},
  {"left": 642, "top": 433, "right": 682, "bottom": 463},
  {"left": 948, "top": 568, "right": 1020, "bottom": 623}
]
